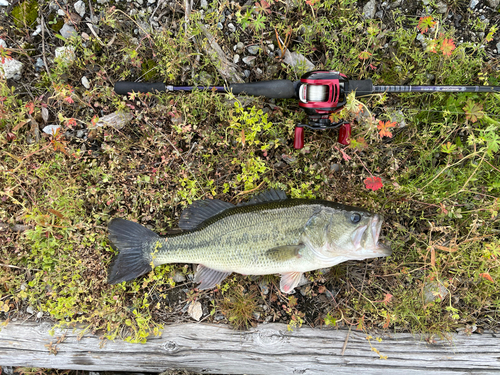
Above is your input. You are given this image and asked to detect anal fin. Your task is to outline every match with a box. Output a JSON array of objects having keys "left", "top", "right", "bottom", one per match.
[
  {"left": 280, "top": 271, "right": 304, "bottom": 294},
  {"left": 194, "top": 265, "right": 232, "bottom": 290}
]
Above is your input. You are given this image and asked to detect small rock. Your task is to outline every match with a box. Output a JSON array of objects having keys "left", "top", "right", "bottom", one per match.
[
  {"left": 487, "top": 0, "right": 499, "bottom": 8},
  {"left": 375, "top": 10, "right": 383, "bottom": 18},
  {"left": 36, "top": 311, "right": 43, "bottom": 319},
  {"left": 331, "top": 163, "right": 340, "bottom": 172},
  {"left": 435, "top": 0, "right": 447, "bottom": 12},
  {"left": 188, "top": 301, "right": 203, "bottom": 321},
  {"left": 172, "top": 272, "right": 186, "bottom": 283},
  {"left": 252, "top": 311, "right": 261, "bottom": 320},
  {"left": 81, "top": 76, "right": 90, "bottom": 89},
  {"left": 283, "top": 50, "right": 314, "bottom": 71},
  {"left": 26, "top": 306, "right": 34, "bottom": 315},
  {"left": 247, "top": 45, "right": 260, "bottom": 55},
  {"left": 258, "top": 279, "right": 269, "bottom": 295},
  {"left": 0, "top": 58, "right": 23, "bottom": 80},
  {"left": 34, "top": 58, "right": 45, "bottom": 72},
  {"left": 76, "top": 129, "right": 85, "bottom": 138},
  {"left": 267, "top": 43, "right": 275, "bottom": 52},
  {"left": 74, "top": 0, "right": 85, "bottom": 17},
  {"left": 216, "top": 22, "right": 223, "bottom": 30},
  {"left": 469, "top": 0, "right": 479, "bottom": 8},
  {"left": 423, "top": 280, "right": 448, "bottom": 304},
  {"left": 60, "top": 23, "right": 77, "bottom": 39},
  {"left": 243, "top": 69, "right": 251, "bottom": 78},
  {"left": 363, "top": 0, "right": 377, "bottom": 19},
  {"left": 42, "top": 125, "right": 61, "bottom": 135},
  {"left": 57, "top": 8, "right": 66, "bottom": 16},
  {"left": 95, "top": 111, "right": 133, "bottom": 130},
  {"left": 0, "top": 39, "right": 6, "bottom": 48},
  {"left": 214, "top": 313, "right": 225, "bottom": 321},
  {"left": 233, "top": 54, "right": 240, "bottom": 64},
  {"left": 234, "top": 42, "right": 244, "bottom": 54},
  {"left": 55, "top": 46, "right": 76, "bottom": 64},
  {"left": 2, "top": 367, "right": 13, "bottom": 375},
  {"left": 32, "top": 25, "right": 42, "bottom": 37},
  {"left": 242, "top": 56, "right": 256, "bottom": 67},
  {"left": 200, "top": 0, "right": 208, "bottom": 8},
  {"left": 496, "top": 42, "right": 500, "bottom": 54},
  {"left": 228, "top": 23, "right": 235, "bottom": 32}
]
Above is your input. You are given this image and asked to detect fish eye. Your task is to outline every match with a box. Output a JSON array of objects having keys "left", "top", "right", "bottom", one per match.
[{"left": 350, "top": 213, "right": 361, "bottom": 224}]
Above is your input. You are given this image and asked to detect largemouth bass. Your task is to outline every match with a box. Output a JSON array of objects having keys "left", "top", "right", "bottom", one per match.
[{"left": 107, "top": 189, "right": 391, "bottom": 293}]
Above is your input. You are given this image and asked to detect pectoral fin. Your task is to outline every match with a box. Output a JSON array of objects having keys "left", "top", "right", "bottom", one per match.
[
  {"left": 265, "top": 245, "right": 304, "bottom": 262},
  {"left": 194, "top": 265, "right": 232, "bottom": 290},
  {"left": 280, "top": 271, "right": 304, "bottom": 294}
]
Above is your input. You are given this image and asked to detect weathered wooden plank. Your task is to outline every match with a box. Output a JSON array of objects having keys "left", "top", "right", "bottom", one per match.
[{"left": 0, "top": 321, "right": 499, "bottom": 374}]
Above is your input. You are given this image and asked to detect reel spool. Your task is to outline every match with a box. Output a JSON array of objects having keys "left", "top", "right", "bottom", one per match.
[{"left": 294, "top": 71, "right": 350, "bottom": 149}]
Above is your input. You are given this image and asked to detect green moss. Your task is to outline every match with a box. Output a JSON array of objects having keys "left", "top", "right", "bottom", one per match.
[
  {"left": 12, "top": 0, "right": 39, "bottom": 28},
  {"left": 141, "top": 59, "right": 158, "bottom": 81}
]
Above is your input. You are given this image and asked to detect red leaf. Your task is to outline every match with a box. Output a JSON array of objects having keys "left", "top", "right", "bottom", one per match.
[
  {"left": 377, "top": 120, "right": 396, "bottom": 138},
  {"left": 364, "top": 176, "right": 383, "bottom": 191},
  {"left": 25, "top": 102, "right": 35, "bottom": 115},
  {"left": 479, "top": 273, "right": 494, "bottom": 283},
  {"left": 383, "top": 293, "right": 393, "bottom": 306},
  {"left": 441, "top": 38, "right": 455, "bottom": 57},
  {"left": 417, "top": 16, "right": 436, "bottom": 34}
]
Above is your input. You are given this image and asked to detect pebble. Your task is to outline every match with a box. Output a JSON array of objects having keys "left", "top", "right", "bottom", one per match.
[
  {"left": 74, "top": 0, "right": 85, "bottom": 17},
  {"left": 55, "top": 46, "right": 76, "bottom": 64},
  {"left": 200, "top": 0, "right": 208, "bottom": 8},
  {"left": 247, "top": 45, "right": 260, "bottom": 55},
  {"left": 496, "top": 42, "right": 500, "bottom": 54},
  {"left": 233, "top": 54, "right": 240, "bottom": 64},
  {"left": 188, "top": 301, "right": 203, "bottom": 321},
  {"left": 234, "top": 42, "right": 244, "bottom": 54},
  {"left": 363, "top": 0, "right": 377, "bottom": 19},
  {"left": 57, "top": 8, "right": 66, "bottom": 16},
  {"left": 331, "top": 163, "right": 340, "bottom": 172},
  {"left": 244, "top": 69, "right": 251, "bottom": 78},
  {"left": 242, "top": 56, "right": 256, "bottom": 67},
  {"left": 216, "top": 22, "right": 223, "bottom": 30},
  {"left": 435, "top": 0, "right": 447, "bottom": 13},
  {"left": 172, "top": 272, "right": 186, "bottom": 283},
  {"left": 42, "top": 125, "right": 61, "bottom": 135},
  {"left": 469, "top": 0, "right": 479, "bottom": 8},
  {"left": 81, "top": 76, "right": 90, "bottom": 89},
  {"left": 0, "top": 58, "right": 23, "bottom": 80},
  {"left": 34, "top": 57, "right": 45, "bottom": 72},
  {"left": 36, "top": 311, "right": 43, "bottom": 319},
  {"left": 228, "top": 23, "right": 235, "bottom": 32},
  {"left": 26, "top": 306, "right": 34, "bottom": 315},
  {"left": 76, "top": 129, "right": 86, "bottom": 138},
  {"left": 258, "top": 280, "right": 269, "bottom": 295},
  {"left": 60, "top": 23, "right": 78, "bottom": 39},
  {"left": 0, "top": 0, "right": 9, "bottom": 5},
  {"left": 423, "top": 280, "right": 448, "bottom": 304},
  {"left": 0, "top": 38, "right": 6, "bottom": 48}
]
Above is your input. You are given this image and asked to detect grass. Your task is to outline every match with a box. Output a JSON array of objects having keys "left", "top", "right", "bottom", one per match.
[{"left": 0, "top": 0, "right": 499, "bottom": 343}]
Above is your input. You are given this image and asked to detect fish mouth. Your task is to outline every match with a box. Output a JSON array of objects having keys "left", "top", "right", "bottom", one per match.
[{"left": 369, "top": 215, "right": 392, "bottom": 256}]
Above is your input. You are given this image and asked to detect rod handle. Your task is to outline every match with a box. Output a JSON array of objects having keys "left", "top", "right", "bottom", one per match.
[
  {"left": 229, "top": 80, "right": 296, "bottom": 99},
  {"left": 114, "top": 81, "right": 167, "bottom": 95}
]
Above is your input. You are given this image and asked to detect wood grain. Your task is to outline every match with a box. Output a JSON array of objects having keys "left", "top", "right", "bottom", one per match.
[{"left": 1, "top": 321, "right": 499, "bottom": 374}]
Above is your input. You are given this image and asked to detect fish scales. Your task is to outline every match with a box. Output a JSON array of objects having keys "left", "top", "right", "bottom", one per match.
[{"left": 152, "top": 203, "right": 319, "bottom": 274}]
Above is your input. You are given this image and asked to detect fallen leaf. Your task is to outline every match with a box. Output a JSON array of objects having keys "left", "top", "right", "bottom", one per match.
[
  {"left": 383, "top": 293, "right": 393, "bottom": 306},
  {"left": 479, "top": 273, "right": 494, "bottom": 283},
  {"left": 364, "top": 176, "right": 383, "bottom": 191}
]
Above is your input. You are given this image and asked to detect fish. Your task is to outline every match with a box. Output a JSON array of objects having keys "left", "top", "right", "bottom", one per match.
[{"left": 107, "top": 189, "right": 391, "bottom": 293}]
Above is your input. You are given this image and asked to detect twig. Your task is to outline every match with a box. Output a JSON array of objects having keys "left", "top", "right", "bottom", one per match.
[
  {"left": 1, "top": 263, "right": 42, "bottom": 272},
  {"left": 341, "top": 325, "right": 352, "bottom": 356}
]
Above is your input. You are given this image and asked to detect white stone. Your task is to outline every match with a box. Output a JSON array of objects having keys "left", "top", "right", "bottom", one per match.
[
  {"left": 188, "top": 301, "right": 203, "bottom": 321},
  {"left": 74, "top": 0, "right": 86, "bottom": 17},
  {"left": 0, "top": 58, "right": 23, "bottom": 80},
  {"left": 0, "top": 0, "right": 10, "bottom": 6},
  {"left": 0, "top": 38, "right": 6, "bottom": 48},
  {"left": 81, "top": 76, "right": 90, "bottom": 89},
  {"left": 60, "top": 23, "right": 77, "bottom": 39},
  {"left": 55, "top": 46, "right": 76, "bottom": 63},
  {"left": 42, "top": 125, "right": 61, "bottom": 135},
  {"left": 363, "top": 0, "right": 377, "bottom": 19}
]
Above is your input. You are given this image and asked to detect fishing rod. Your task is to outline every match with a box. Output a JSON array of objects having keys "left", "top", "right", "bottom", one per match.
[{"left": 114, "top": 71, "right": 500, "bottom": 149}]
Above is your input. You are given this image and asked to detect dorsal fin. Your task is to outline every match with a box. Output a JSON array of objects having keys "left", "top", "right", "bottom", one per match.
[
  {"left": 238, "top": 189, "right": 288, "bottom": 206},
  {"left": 178, "top": 199, "right": 234, "bottom": 230}
]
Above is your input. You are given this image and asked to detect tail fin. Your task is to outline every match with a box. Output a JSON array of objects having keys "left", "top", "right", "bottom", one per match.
[{"left": 107, "top": 218, "right": 160, "bottom": 284}]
